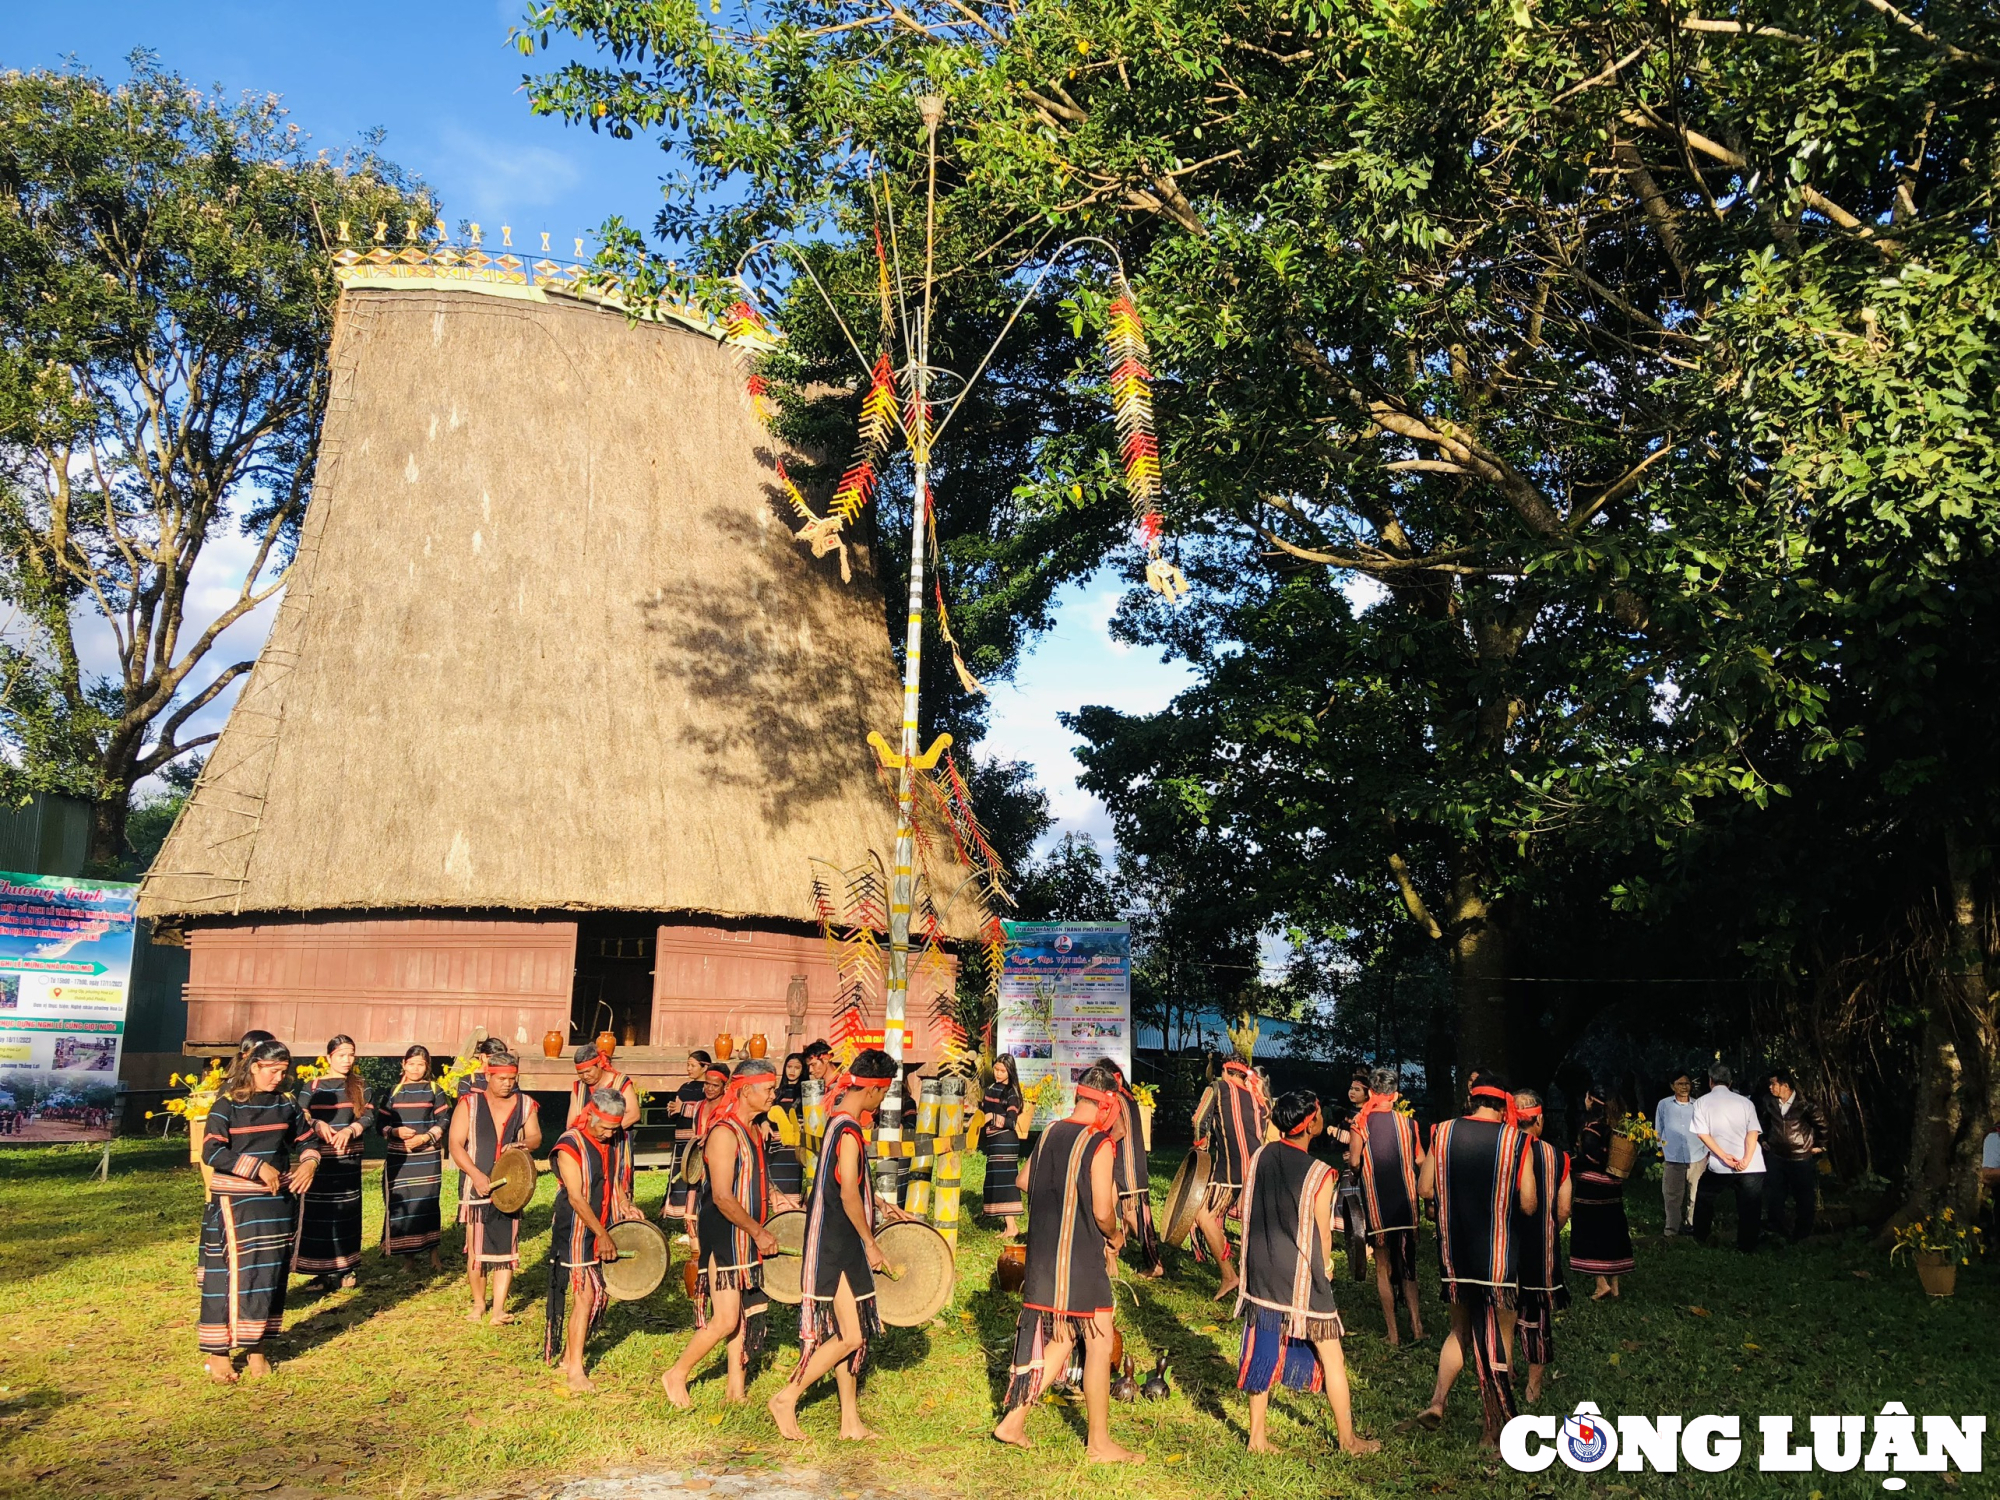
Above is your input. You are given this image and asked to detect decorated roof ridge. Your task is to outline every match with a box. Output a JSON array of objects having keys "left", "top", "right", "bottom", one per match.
[{"left": 329, "top": 221, "right": 779, "bottom": 352}]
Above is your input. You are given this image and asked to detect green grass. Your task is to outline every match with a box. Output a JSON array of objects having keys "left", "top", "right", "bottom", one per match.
[{"left": 0, "top": 1137, "right": 1994, "bottom": 1499}]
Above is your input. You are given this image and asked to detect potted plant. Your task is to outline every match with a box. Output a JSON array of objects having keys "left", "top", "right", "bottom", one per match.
[
  {"left": 1890, "top": 1209, "right": 1982, "bottom": 1297},
  {"left": 148, "top": 1059, "right": 227, "bottom": 1185},
  {"left": 1131, "top": 1081, "right": 1158, "bottom": 1152}
]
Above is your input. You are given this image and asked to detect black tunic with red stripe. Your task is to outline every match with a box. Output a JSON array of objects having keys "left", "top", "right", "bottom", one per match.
[
  {"left": 1513, "top": 1137, "right": 1571, "bottom": 1305},
  {"left": 1358, "top": 1108, "right": 1422, "bottom": 1235},
  {"left": 1237, "top": 1140, "right": 1343, "bottom": 1339},
  {"left": 459, "top": 1090, "right": 537, "bottom": 1264},
  {"left": 1199, "top": 1063, "right": 1269, "bottom": 1192},
  {"left": 1021, "top": 1119, "right": 1114, "bottom": 1321},
  {"left": 697, "top": 1112, "right": 771, "bottom": 1290},
  {"left": 1431, "top": 1116, "right": 1526, "bottom": 1307}
]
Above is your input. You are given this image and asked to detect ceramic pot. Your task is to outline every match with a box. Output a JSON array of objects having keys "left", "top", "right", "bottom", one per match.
[
  {"left": 747, "top": 1032, "right": 768, "bottom": 1059},
  {"left": 715, "top": 1032, "right": 735, "bottom": 1061},
  {"left": 542, "top": 1030, "right": 564, "bottom": 1059},
  {"left": 595, "top": 1030, "right": 617, "bottom": 1057},
  {"left": 1914, "top": 1249, "right": 1957, "bottom": 1298}
]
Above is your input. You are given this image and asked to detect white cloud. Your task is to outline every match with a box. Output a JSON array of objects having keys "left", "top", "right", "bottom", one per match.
[{"left": 429, "top": 122, "right": 584, "bottom": 219}]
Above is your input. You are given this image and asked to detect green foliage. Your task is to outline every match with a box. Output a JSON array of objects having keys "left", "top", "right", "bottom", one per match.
[{"left": 0, "top": 55, "right": 432, "bottom": 856}]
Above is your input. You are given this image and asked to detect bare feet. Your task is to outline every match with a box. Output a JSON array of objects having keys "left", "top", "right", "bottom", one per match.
[
  {"left": 1211, "top": 1275, "right": 1239, "bottom": 1303},
  {"left": 565, "top": 1369, "right": 597, "bottom": 1393},
  {"left": 1411, "top": 1324, "right": 1428, "bottom": 1341},
  {"left": 991, "top": 1421, "right": 1032, "bottom": 1450},
  {"left": 465, "top": 1307, "right": 488, "bottom": 1323},
  {"left": 1085, "top": 1439, "right": 1147, "bottom": 1464},
  {"left": 1525, "top": 1380, "right": 1544, "bottom": 1404},
  {"left": 488, "top": 1311, "right": 515, "bottom": 1326},
  {"left": 339, "top": 1273, "right": 358, "bottom": 1290},
  {"left": 204, "top": 1354, "right": 238, "bottom": 1385},
  {"left": 1384, "top": 1333, "right": 1402, "bottom": 1348},
  {"left": 1341, "top": 1435, "right": 1383, "bottom": 1455},
  {"left": 838, "top": 1423, "right": 881, "bottom": 1442},
  {"left": 242, "top": 1353, "right": 272, "bottom": 1380},
  {"left": 1247, "top": 1437, "right": 1278, "bottom": 1454},
  {"left": 662, "top": 1369, "right": 693, "bottom": 1410},
  {"left": 1413, "top": 1406, "right": 1444, "bottom": 1431},
  {"left": 1143, "top": 1266, "right": 1165, "bottom": 1279},
  {"left": 768, "top": 1387, "right": 805, "bottom": 1441}
]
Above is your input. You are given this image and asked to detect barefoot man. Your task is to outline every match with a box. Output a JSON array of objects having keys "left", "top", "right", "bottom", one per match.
[
  {"left": 664, "top": 1057, "right": 798, "bottom": 1407},
  {"left": 1234, "top": 1090, "right": 1379, "bottom": 1456},
  {"left": 769, "top": 1048, "right": 907, "bottom": 1442},
  {"left": 1190, "top": 1056, "right": 1269, "bottom": 1302},
  {"left": 567, "top": 1044, "right": 642, "bottom": 1214},
  {"left": 1105, "top": 1059, "right": 1163, "bottom": 1278},
  {"left": 198, "top": 1040, "right": 319, "bottom": 1383},
  {"left": 1511, "top": 1089, "right": 1571, "bottom": 1405},
  {"left": 992, "top": 1063, "right": 1145, "bottom": 1464},
  {"left": 1413, "top": 1075, "right": 1538, "bottom": 1446},
  {"left": 545, "top": 1086, "right": 624, "bottom": 1391},
  {"left": 1348, "top": 1067, "right": 1427, "bottom": 1344},
  {"left": 449, "top": 1051, "right": 541, "bottom": 1324}
]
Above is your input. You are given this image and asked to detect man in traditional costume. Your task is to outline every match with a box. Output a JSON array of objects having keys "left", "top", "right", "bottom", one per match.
[
  {"left": 663, "top": 1057, "right": 786, "bottom": 1407},
  {"left": 449, "top": 1051, "right": 542, "bottom": 1324},
  {"left": 1190, "top": 1055, "right": 1271, "bottom": 1300},
  {"left": 1234, "top": 1091, "right": 1379, "bottom": 1455},
  {"left": 1511, "top": 1088, "right": 1571, "bottom": 1405},
  {"left": 769, "top": 1048, "right": 907, "bottom": 1442},
  {"left": 546, "top": 1085, "right": 625, "bottom": 1391},
  {"left": 198, "top": 1040, "right": 320, "bottom": 1383},
  {"left": 1104, "top": 1059, "right": 1162, "bottom": 1278},
  {"left": 567, "top": 1044, "right": 642, "bottom": 1210},
  {"left": 991, "top": 1062, "right": 1145, "bottom": 1464},
  {"left": 1414, "top": 1076, "right": 1539, "bottom": 1446},
  {"left": 1346, "top": 1066, "right": 1427, "bottom": 1343}
]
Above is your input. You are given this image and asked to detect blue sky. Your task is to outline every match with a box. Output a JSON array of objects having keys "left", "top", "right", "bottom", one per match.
[{"left": 7, "top": 2, "right": 1196, "bottom": 848}]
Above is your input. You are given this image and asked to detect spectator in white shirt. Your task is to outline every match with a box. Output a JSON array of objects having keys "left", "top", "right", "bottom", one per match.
[
  {"left": 1654, "top": 1071, "right": 1702, "bottom": 1237},
  {"left": 1981, "top": 1125, "right": 2000, "bottom": 1229},
  {"left": 1689, "top": 1063, "right": 1765, "bottom": 1252}
]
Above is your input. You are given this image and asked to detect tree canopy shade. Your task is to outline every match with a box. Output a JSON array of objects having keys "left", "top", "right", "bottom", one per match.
[
  {"left": 520, "top": 0, "right": 2000, "bottom": 1211},
  {"left": 0, "top": 57, "right": 432, "bottom": 865}
]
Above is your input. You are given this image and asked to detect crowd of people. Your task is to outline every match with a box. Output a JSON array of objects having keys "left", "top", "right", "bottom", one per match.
[{"left": 190, "top": 1027, "right": 1832, "bottom": 1458}]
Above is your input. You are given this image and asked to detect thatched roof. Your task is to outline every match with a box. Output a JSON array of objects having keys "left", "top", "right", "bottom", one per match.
[{"left": 141, "top": 282, "right": 965, "bottom": 933}]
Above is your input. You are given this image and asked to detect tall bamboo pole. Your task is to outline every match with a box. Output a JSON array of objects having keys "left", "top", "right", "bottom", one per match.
[{"left": 878, "top": 95, "right": 947, "bottom": 1163}]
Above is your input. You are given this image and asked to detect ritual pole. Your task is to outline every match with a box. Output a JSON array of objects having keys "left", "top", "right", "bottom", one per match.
[{"left": 876, "top": 95, "right": 946, "bottom": 1193}]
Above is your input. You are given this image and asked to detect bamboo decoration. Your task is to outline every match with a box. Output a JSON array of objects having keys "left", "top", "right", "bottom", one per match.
[{"left": 1105, "top": 290, "right": 1189, "bottom": 602}]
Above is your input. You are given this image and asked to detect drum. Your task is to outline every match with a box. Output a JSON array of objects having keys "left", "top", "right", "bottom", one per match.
[
  {"left": 875, "top": 1220, "right": 954, "bottom": 1327},
  {"left": 994, "top": 1241, "right": 1027, "bottom": 1294},
  {"left": 487, "top": 1145, "right": 538, "bottom": 1214},
  {"left": 759, "top": 1210, "right": 809, "bottom": 1305},
  {"left": 602, "top": 1220, "right": 668, "bottom": 1301},
  {"left": 1161, "top": 1147, "right": 1212, "bottom": 1248}
]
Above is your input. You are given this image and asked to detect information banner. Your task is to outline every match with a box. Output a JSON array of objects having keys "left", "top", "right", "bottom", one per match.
[
  {"left": 998, "top": 921, "right": 1131, "bottom": 1114},
  {"left": 0, "top": 871, "right": 139, "bottom": 1143}
]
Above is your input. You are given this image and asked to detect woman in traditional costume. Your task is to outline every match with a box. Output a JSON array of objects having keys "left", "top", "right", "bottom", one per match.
[
  {"left": 978, "top": 1054, "right": 1026, "bottom": 1239},
  {"left": 376, "top": 1044, "right": 451, "bottom": 1270},
  {"left": 1569, "top": 1085, "right": 1634, "bottom": 1299},
  {"left": 199, "top": 1041, "right": 319, "bottom": 1382},
  {"left": 295, "top": 1034, "right": 367, "bottom": 1289}
]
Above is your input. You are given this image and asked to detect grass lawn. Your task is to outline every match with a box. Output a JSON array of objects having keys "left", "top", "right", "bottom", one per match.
[{"left": 0, "top": 1137, "right": 1993, "bottom": 1500}]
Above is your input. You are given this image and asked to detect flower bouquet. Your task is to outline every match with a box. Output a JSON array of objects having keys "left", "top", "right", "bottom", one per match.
[{"left": 1890, "top": 1209, "right": 1983, "bottom": 1298}]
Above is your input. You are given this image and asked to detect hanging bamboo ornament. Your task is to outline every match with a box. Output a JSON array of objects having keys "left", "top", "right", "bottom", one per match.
[{"left": 1105, "top": 291, "right": 1189, "bottom": 602}]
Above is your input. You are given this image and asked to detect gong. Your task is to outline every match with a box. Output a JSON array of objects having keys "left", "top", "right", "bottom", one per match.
[
  {"left": 1161, "top": 1147, "right": 1213, "bottom": 1248},
  {"left": 486, "top": 1145, "right": 538, "bottom": 1215},
  {"left": 874, "top": 1220, "right": 954, "bottom": 1327},
  {"left": 602, "top": 1219, "right": 668, "bottom": 1301},
  {"left": 759, "top": 1209, "right": 810, "bottom": 1305}
]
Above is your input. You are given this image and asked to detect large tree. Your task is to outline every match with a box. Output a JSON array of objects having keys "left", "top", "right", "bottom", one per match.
[
  {"left": 519, "top": 0, "right": 2000, "bottom": 1201},
  {"left": 0, "top": 57, "right": 431, "bottom": 864}
]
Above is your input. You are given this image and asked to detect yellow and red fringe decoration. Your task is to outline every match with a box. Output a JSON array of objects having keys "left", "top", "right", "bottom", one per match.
[{"left": 1106, "top": 290, "right": 1190, "bottom": 602}]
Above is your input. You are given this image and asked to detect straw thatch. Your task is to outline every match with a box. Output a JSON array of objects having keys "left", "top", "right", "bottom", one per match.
[{"left": 140, "top": 283, "right": 968, "bottom": 934}]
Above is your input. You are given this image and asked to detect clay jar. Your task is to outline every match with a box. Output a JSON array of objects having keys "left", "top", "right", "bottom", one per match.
[
  {"left": 595, "top": 1030, "right": 617, "bottom": 1057},
  {"left": 746, "top": 1032, "right": 768, "bottom": 1059},
  {"left": 714, "top": 1032, "right": 735, "bottom": 1061},
  {"left": 542, "top": 1030, "right": 564, "bottom": 1059}
]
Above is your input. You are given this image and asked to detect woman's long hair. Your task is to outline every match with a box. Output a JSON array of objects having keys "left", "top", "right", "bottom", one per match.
[
  {"left": 229, "top": 1041, "right": 292, "bottom": 1103},
  {"left": 1579, "top": 1085, "right": 1622, "bottom": 1145},
  {"left": 327, "top": 1035, "right": 366, "bottom": 1112},
  {"left": 776, "top": 1052, "right": 805, "bottom": 1107},
  {"left": 987, "top": 1054, "right": 1023, "bottom": 1110},
  {"left": 222, "top": 1029, "right": 277, "bottom": 1100},
  {"left": 396, "top": 1044, "right": 432, "bottom": 1100}
]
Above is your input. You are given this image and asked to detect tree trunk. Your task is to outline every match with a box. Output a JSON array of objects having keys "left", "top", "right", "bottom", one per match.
[
  {"left": 88, "top": 785, "right": 133, "bottom": 871},
  {"left": 1447, "top": 856, "right": 1510, "bottom": 1086}
]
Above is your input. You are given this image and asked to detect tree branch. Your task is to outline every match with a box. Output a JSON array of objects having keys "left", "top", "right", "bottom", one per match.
[{"left": 1388, "top": 850, "right": 1444, "bottom": 940}]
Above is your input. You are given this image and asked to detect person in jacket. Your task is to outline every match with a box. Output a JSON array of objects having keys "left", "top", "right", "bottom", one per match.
[{"left": 1757, "top": 1069, "right": 1826, "bottom": 1241}]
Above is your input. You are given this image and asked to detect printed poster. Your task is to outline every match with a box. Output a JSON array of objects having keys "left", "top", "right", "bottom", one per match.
[
  {"left": 0, "top": 871, "right": 139, "bottom": 1143},
  {"left": 998, "top": 921, "right": 1131, "bottom": 1114}
]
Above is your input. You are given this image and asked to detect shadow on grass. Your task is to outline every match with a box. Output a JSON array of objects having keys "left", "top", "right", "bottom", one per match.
[{"left": 0, "top": 1385, "right": 75, "bottom": 1452}]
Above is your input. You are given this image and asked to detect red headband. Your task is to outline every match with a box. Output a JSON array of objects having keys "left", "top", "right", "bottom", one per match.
[
  {"left": 486, "top": 1064, "right": 518, "bottom": 1078},
  {"left": 1075, "top": 1084, "right": 1117, "bottom": 1132},
  {"left": 1470, "top": 1084, "right": 1520, "bottom": 1127},
  {"left": 1284, "top": 1105, "right": 1321, "bottom": 1138},
  {"left": 579, "top": 1100, "right": 621, "bottom": 1131},
  {"left": 1515, "top": 1103, "right": 1543, "bottom": 1121},
  {"left": 575, "top": 1054, "right": 603, "bottom": 1074}
]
